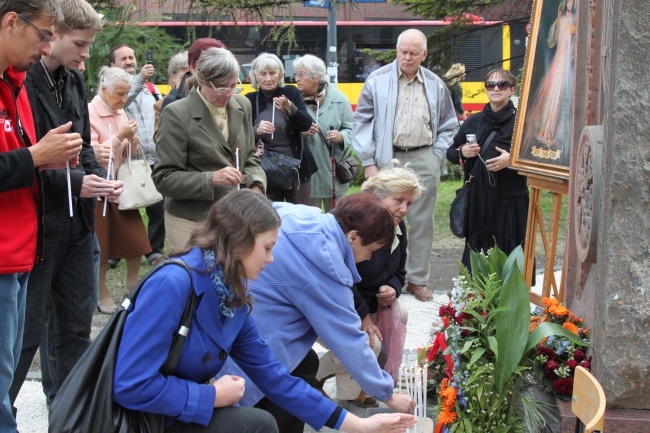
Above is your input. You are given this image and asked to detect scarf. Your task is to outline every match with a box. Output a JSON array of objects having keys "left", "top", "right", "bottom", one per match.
[
  {"left": 202, "top": 249, "right": 237, "bottom": 318},
  {"left": 301, "top": 82, "right": 328, "bottom": 113}
]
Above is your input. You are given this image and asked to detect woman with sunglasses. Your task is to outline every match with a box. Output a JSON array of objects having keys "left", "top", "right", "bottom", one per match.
[
  {"left": 446, "top": 68, "right": 529, "bottom": 272},
  {"left": 246, "top": 53, "right": 317, "bottom": 205},
  {"left": 153, "top": 47, "right": 266, "bottom": 251}
]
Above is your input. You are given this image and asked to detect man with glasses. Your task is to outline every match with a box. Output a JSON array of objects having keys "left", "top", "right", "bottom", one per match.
[
  {"left": 352, "top": 29, "right": 458, "bottom": 302},
  {"left": 0, "top": 1, "right": 89, "bottom": 432},
  {"left": 9, "top": 0, "right": 124, "bottom": 417},
  {"left": 109, "top": 44, "right": 166, "bottom": 267}
]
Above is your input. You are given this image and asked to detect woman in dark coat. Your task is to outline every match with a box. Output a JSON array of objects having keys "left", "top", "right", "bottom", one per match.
[
  {"left": 446, "top": 68, "right": 529, "bottom": 271},
  {"left": 246, "top": 53, "right": 317, "bottom": 205}
]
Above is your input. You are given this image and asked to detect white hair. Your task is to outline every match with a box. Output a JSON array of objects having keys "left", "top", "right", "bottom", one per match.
[
  {"left": 292, "top": 54, "right": 327, "bottom": 84},
  {"left": 97, "top": 66, "right": 131, "bottom": 95},
  {"left": 249, "top": 53, "right": 285, "bottom": 89}
]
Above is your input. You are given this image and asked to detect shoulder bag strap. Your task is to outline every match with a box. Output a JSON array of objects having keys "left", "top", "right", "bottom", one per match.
[{"left": 479, "top": 130, "right": 498, "bottom": 157}]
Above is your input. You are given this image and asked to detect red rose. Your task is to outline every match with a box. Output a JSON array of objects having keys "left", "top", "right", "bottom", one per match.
[
  {"left": 543, "top": 360, "right": 560, "bottom": 380},
  {"left": 579, "top": 358, "right": 591, "bottom": 371},
  {"left": 537, "top": 346, "right": 558, "bottom": 362},
  {"left": 566, "top": 359, "right": 578, "bottom": 372},
  {"left": 455, "top": 312, "right": 472, "bottom": 326},
  {"left": 573, "top": 349, "right": 586, "bottom": 362},
  {"left": 552, "top": 378, "right": 574, "bottom": 395}
]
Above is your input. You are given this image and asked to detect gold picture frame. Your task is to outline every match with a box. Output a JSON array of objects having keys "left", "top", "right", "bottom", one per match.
[{"left": 511, "top": 0, "right": 577, "bottom": 179}]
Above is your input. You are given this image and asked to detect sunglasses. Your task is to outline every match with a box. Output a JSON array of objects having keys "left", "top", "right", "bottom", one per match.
[
  {"left": 17, "top": 13, "right": 55, "bottom": 44},
  {"left": 485, "top": 80, "right": 512, "bottom": 91},
  {"left": 208, "top": 78, "right": 244, "bottom": 96}
]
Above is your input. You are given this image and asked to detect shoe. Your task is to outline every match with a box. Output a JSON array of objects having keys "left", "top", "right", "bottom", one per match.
[
  {"left": 147, "top": 252, "right": 167, "bottom": 266},
  {"left": 313, "top": 375, "right": 333, "bottom": 399},
  {"left": 352, "top": 391, "right": 378, "bottom": 408},
  {"left": 97, "top": 298, "right": 118, "bottom": 314},
  {"left": 107, "top": 258, "right": 121, "bottom": 269},
  {"left": 406, "top": 282, "right": 433, "bottom": 302}
]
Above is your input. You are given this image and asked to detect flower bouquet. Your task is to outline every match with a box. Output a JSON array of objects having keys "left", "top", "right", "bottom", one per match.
[
  {"left": 422, "top": 246, "right": 589, "bottom": 433},
  {"left": 531, "top": 297, "right": 591, "bottom": 399}
]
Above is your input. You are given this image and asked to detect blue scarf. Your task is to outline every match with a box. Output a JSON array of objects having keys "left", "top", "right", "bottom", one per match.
[{"left": 202, "top": 249, "right": 236, "bottom": 318}]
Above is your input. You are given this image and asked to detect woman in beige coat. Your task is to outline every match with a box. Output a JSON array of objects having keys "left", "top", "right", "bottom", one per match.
[
  {"left": 89, "top": 66, "right": 151, "bottom": 311},
  {"left": 152, "top": 47, "right": 266, "bottom": 251}
]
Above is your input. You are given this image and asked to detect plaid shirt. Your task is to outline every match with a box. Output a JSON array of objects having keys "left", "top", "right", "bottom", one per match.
[
  {"left": 40, "top": 60, "right": 66, "bottom": 107},
  {"left": 393, "top": 70, "right": 432, "bottom": 149}
]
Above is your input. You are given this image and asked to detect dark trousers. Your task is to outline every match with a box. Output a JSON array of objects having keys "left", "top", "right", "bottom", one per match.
[
  {"left": 9, "top": 212, "right": 95, "bottom": 408},
  {"left": 146, "top": 164, "right": 166, "bottom": 256},
  {"left": 165, "top": 406, "right": 278, "bottom": 433},
  {"left": 266, "top": 178, "right": 311, "bottom": 206},
  {"left": 254, "top": 349, "right": 319, "bottom": 433}
]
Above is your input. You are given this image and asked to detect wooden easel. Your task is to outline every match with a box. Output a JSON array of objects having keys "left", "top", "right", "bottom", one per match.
[{"left": 522, "top": 174, "right": 569, "bottom": 305}]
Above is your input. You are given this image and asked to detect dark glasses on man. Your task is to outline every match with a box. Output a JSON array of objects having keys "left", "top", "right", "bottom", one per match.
[{"left": 485, "top": 80, "right": 512, "bottom": 91}]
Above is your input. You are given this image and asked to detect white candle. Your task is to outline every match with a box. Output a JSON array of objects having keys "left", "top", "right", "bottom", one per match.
[
  {"left": 66, "top": 161, "right": 73, "bottom": 217},
  {"left": 103, "top": 125, "right": 113, "bottom": 217},
  {"left": 271, "top": 104, "right": 275, "bottom": 140},
  {"left": 235, "top": 148, "right": 240, "bottom": 190},
  {"left": 316, "top": 100, "right": 320, "bottom": 122}
]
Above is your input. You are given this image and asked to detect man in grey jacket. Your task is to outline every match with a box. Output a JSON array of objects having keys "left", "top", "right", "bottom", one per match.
[{"left": 352, "top": 29, "right": 458, "bottom": 301}]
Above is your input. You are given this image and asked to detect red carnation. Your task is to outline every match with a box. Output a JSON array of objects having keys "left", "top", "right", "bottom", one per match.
[
  {"left": 537, "top": 346, "right": 558, "bottom": 362},
  {"left": 573, "top": 349, "right": 586, "bottom": 362},
  {"left": 439, "top": 304, "right": 456, "bottom": 318},
  {"left": 566, "top": 359, "right": 578, "bottom": 372},
  {"left": 552, "top": 378, "right": 574, "bottom": 395},
  {"left": 543, "top": 360, "right": 560, "bottom": 380}
]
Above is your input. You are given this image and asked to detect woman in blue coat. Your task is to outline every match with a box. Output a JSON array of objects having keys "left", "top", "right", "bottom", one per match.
[{"left": 113, "top": 190, "right": 414, "bottom": 433}]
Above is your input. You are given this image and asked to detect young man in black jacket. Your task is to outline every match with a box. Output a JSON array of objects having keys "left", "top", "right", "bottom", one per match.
[{"left": 9, "top": 0, "right": 123, "bottom": 412}]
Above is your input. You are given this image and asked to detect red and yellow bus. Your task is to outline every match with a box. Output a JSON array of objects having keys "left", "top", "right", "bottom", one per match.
[{"left": 142, "top": 20, "right": 526, "bottom": 115}]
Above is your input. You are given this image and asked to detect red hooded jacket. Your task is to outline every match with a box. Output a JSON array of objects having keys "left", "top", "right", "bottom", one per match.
[{"left": 0, "top": 66, "right": 39, "bottom": 273}]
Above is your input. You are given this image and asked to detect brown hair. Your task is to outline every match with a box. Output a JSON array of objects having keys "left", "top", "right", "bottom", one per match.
[
  {"left": 180, "top": 190, "right": 280, "bottom": 311},
  {"left": 0, "top": 0, "right": 61, "bottom": 22},
  {"left": 484, "top": 68, "right": 517, "bottom": 88},
  {"left": 55, "top": 0, "right": 103, "bottom": 34},
  {"left": 330, "top": 193, "right": 395, "bottom": 247}
]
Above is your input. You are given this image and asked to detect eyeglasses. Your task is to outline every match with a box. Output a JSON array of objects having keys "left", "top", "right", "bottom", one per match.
[
  {"left": 208, "top": 78, "right": 244, "bottom": 96},
  {"left": 17, "top": 13, "right": 55, "bottom": 44},
  {"left": 293, "top": 72, "right": 309, "bottom": 79},
  {"left": 485, "top": 80, "right": 512, "bottom": 91}
]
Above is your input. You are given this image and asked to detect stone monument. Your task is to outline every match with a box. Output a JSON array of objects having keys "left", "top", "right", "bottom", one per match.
[{"left": 563, "top": 0, "right": 649, "bottom": 429}]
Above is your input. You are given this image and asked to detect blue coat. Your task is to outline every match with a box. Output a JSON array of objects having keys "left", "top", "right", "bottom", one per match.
[
  {"left": 220, "top": 202, "right": 395, "bottom": 406},
  {"left": 113, "top": 247, "right": 340, "bottom": 429}
]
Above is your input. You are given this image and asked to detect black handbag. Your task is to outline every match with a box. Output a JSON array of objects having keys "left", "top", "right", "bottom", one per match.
[
  {"left": 449, "top": 130, "right": 497, "bottom": 238},
  {"left": 335, "top": 155, "right": 361, "bottom": 184},
  {"left": 261, "top": 148, "right": 302, "bottom": 190},
  {"left": 49, "top": 260, "right": 197, "bottom": 433}
]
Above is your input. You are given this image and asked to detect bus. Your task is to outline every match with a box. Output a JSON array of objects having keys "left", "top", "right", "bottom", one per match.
[{"left": 141, "top": 19, "right": 526, "bottom": 115}]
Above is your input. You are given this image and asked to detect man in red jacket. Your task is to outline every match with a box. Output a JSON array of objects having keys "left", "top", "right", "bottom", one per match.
[{"left": 0, "top": 2, "right": 83, "bottom": 432}]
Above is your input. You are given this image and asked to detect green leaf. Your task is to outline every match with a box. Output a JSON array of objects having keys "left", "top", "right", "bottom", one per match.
[
  {"left": 469, "top": 347, "right": 486, "bottom": 366},
  {"left": 461, "top": 339, "right": 474, "bottom": 354},
  {"left": 502, "top": 245, "right": 524, "bottom": 279},
  {"left": 463, "top": 418, "right": 473, "bottom": 432},
  {"left": 488, "top": 245, "right": 508, "bottom": 280},
  {"left": 526, "top": 322, "right": 590, "bottom": 353},
  {"left": 494, "top": 259, "right": 529, "bottom": 394},
  {"left": 488, "top": 336, "right": 498, "bottom": 358}
]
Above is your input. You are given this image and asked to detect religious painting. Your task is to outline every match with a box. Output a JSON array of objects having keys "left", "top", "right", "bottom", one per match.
[{"left": 511, "top": 0, "right": 577, "bottom": 179}]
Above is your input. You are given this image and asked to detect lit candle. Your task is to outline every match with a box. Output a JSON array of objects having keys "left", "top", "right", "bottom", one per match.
[
  {"left": 235, "top": 148, "right": 240, "bottom": 190},
  {"left": 66, "top": 161, "right": 73, "bottom": 217}
]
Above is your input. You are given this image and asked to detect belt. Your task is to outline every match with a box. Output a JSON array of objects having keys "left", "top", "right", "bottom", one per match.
[{"left": 392, "top": 144, "right": 430, "bottom": 153}]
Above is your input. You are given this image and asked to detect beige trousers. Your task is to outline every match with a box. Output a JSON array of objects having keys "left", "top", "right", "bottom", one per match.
[
  {"left": 316, "top": 300, "right": 408, "bottom": 400},
  {"left": 164, "top": 211, "right": 200, "bottom": 253}
]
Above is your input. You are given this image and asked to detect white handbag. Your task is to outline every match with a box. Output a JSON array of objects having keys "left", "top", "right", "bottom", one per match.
[{"left": 116, "top": 144, "right": 163, "bottom": 211}]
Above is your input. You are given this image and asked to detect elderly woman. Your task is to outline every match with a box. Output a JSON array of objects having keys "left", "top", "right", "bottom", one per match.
[
  {"left": 293, "top": 54, "right": 355, "bottom": 211},
  {"left": 315, "top": 163, "right": 423, "bottom": 406},
  {"left": 152, "top": 47, "right": 266, "bottom": 252},
  {"left": 247, "top": 53, "right": 317, "bottom": 205},
  {"left": 152, "top": 50, "right": 189, "bottom": 142},
  {"left": 219, "top": 193, "right": 415, "bottom": 433},
  {"left": 89, "top": 66, "right": 151, "bottom": 311},
  {"left": 446, "top": 68, "right": 528, "bottom": 271},
  {"left": 113, "top": 190, "right": 415, "bottom": 433}
]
